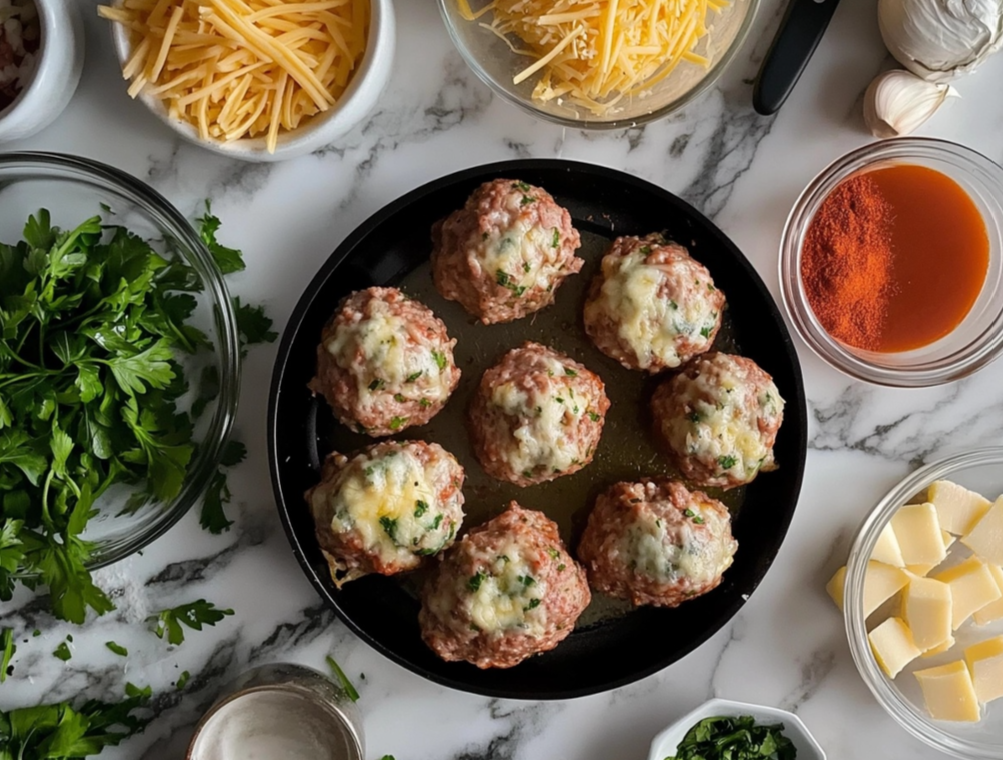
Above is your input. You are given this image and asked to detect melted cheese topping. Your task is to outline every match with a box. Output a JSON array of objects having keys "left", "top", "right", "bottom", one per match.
[
  {"left": 489, "top": 356, "right": 592, "bottom": 475},
  {"left": 670, "top": 364, "right": 782, "bottom": 482},
  {"left": 464, "top": 539, "right": 549, "bottom": 637},
  {"left": 458, "top": 0, "right": 730, "bottom": 116},
  {"left": 313, "top": 448, "right": 457, "bottom": 565},
  {"left": 621, "top": 499, "right": 733, "bottom": 583},
  {"left": 98, "top": 0, "right": 369, "bottom": 153},
  {"left": 325, "top": 309, "right": 452, "bottom": 409},
  {"left": 588, "top": 246, "right": 718, "bottom": 368}
]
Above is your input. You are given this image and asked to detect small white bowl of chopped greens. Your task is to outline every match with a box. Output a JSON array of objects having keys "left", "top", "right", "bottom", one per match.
[
  {"left": 648, "top": 698, "right": 827, "bottom": 760},
  {"left": 0, "top": 152, "right": 253, "bottom": 623}
]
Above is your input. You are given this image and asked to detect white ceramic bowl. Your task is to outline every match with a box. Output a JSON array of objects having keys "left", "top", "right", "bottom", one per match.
[
  {"left": 109, "top": 0, "right": 395, "bottom": 162},
  {"left": 0, "top": 0, "right": 85, "bottom": 143},
  {"left": 647, "top": 698, "right": 827, "bottom": 760}
]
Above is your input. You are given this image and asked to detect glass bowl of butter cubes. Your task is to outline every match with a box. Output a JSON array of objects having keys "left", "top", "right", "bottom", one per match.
[{"left": 839, "top": 448, "right": 1003, "bottom": 759}]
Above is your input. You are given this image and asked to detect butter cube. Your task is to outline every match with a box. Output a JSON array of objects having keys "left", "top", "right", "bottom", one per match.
[
  {"left": 928, "top": 480, "right": 992, "bottom": 535},
  {"left": 892, "top": 503, "right": 947, "bottom": 566},
  {"left": 962, "top": 496, "right": 1003, "bottom": 566},
  {"left": 907, "top": 532, "right": 956, "bottom": 577},
  {"left": 869, "top": 617, "right": 922, "bottom": 678},
  {"left": 933, "top": 557, "right": 1002, "bottom": 630},
  {"left": 921, "top": 636, "right": 956, "bottom": 659},
  {"left": 973, "top": 564, "right": 1003, "bottom": 626},
  {"left": 903, "top": 576, "right": 953, "bottom": 651},
  {"left": 871, "top": 523, "right": 906, "bottom": 567},
  {"left": 914, "top": 660, "right": 981, "bottom": 722},
  {"left": 964, "top": 636, "right": 1003, "bottom": 704},
  {"left": 826, "top": 562, "right": 909, "bottom": 616}
]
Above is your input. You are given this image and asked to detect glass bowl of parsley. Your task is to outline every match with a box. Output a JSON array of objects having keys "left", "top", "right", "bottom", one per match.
[{"left": 0, "top": 152, "right": 241, "bottom": 622}]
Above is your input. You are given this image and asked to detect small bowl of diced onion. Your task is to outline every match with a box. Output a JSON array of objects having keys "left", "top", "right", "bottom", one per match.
[
  {"left": 99, "top": 0, "right": 395, "bottom": 162},
  {"left": 437, "top": 0, "right": 760, "bottom": 129},
  {"left": 0, "top": 0, "right": 85, "bottom": 143}
]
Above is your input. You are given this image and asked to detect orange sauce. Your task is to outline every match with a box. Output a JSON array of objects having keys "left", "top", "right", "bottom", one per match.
[{"left": 869, "top": 164, "right": 989, "bottom": 352}]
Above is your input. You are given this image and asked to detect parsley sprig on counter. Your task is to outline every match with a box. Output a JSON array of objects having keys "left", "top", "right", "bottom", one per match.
[
  {"left": 0, "top": 683, "right": 152, "bottom": 759},
  {"left": 150, "top": 599, "right": 234, "bottom": 645},
  {"left": 0, "top": 206, "right": 273, "bottom": 623},
  {"left": 666, "top": 715, "right": 796, "bottom": 760}
]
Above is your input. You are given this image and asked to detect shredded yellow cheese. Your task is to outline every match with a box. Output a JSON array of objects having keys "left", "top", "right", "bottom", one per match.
[
  {"left": 97, "top": 0, "right": 370, "bottom": 153},
  {"left": 458, "top": 0, "right": 729, "bottom": 116}
]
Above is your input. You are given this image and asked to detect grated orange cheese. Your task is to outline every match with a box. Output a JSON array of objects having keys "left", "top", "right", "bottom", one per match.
[
  {"left": 97, "top": 0, "right": 369, "bottom": 153},
  {"left": 458, "top": 0, "right": 729, "bottom": 116}
]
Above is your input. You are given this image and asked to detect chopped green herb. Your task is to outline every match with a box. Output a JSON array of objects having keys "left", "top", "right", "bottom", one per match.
[
  {"left": 546, "top": 547, "right": 560, "bottom": 559},
  {"left": 514, "top": 181, "right": 532, "bottom": 192},
  {"left": 718, "top": 455, "right": 738, "bottom": 469},
  {"left": 368, "top": 378, "right": 385, "bottom": 391},
  {"left": 588, "top": 411, "right": 601, "bottom": 422},
  {"left": 496, "top": 269, "right": 511, "bottom": 287},
  {"left": 32, "top": 629, "right": 41, "bottom": 637},
  {"left": 684, "top": 508, "right": 696, "bottom": 518},
  {"left": 552, "top": 228, "right": 560, "bottom": 248},
  {"left": 518, "top": 574, "right": 536, "bottom": 587},
  {"left": 523, "top": 261, "right": 532, "bottom": 272},
  {"left": 520, "top": 195, "right": 535, "bottom": 205},
  {"left": 379, "top": 516, "right": 398, "bottom": 541},
  {"left": 557, "top": 563, "right": 566, "bottom": 572},
  {"left": 53, "top": 641, "right": 72, "bottom": 661},
  {"left": 419, "top": 398, "right": 431, "bottom": 408},
  {"left": 670, "top": 300, "right": 679, "bottom": 310},
  {"left": 700, "top": 326, "right": 713, "bottom": 339},
  {"left": 414, "top": 500, "right": 428, "bottom": 518},
  {"left": 105, "top": 641, "right": 128, "bottom": 657},
  {"left": 708, "top": 282, "right": 716, "bottom": 291},
  {"left": 468, "top": 571, "right": 487, "bottom": 592},
  {"left": 389, "top": 416, "right": 408, "bottom": 430},
  {"left": 406, "top": 370, "right": 423, "bottom": 383},
  {"left": 326, "top": 655, "right": 360, "bottom": 702},
  {"left": 393, "top": 393, "right": 406, "bottom": 403},
  {"left": 176, "top": 670, "right": 191, "bottom": 690},
  {"left": 640, "top": 245, "right": 652, "bottom": 254},
  {"left": 431, "top": 514, "right": 443, "bottom": 530},
  {"left": 1, "top": 628, "right": 14, "bottom": 683},
  {"left": 522, "top": 469, "right": 534, "bottom": 478},
  {"left": 150, "top": 600, "right": 234, "bottom": 646},
  {"left": 431, "top": 350, "right": 447, "bottom": 371},
  {"left": 666, "top": 715, "right": 796, "bottom": 760},
  {"left": 688, "top": 412, "right": 701, "bottom": 423},
  {"left": 693, "top": 515, "right": 705, "bottom": 524},
  {"left": 524, "top": 598, "right": 541, "bottom": 612},
  {"left": 555, "top": 396, "right": 564, "bottom": 403},
  {"left": 564, "top": 367, "right": 578, "bottom": 377}
]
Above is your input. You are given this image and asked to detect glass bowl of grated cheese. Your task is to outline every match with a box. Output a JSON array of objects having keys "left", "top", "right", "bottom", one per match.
[{"left": 437, "top": 0, "right": 759, "bottom": 128}]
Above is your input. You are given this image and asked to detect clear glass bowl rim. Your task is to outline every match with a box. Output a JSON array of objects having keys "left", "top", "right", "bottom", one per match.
[
  {"left": 845, "top": 447, "right": 1003, "bottom": 760},
  {"left": 778, "top": 137, "right": 1003, "bottom": 388},
  {"left": 435, "top": 0, "right": 762, "bottom": 130},
  {"left": 0, "top": 151, "right": 241, "bottom": 572}
]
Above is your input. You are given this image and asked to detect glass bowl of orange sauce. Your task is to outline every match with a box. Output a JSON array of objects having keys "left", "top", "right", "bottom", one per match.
[{"left": 779, "top": 138, "right": 1003, "bottom": 387}]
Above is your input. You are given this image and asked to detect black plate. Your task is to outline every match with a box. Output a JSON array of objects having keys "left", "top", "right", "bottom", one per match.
[{"left": 268, "top": 160, "right": 807, "bottom": 700}]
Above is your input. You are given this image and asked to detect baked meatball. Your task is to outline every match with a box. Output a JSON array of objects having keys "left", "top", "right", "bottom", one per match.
[
  {"left": 419, "top": 502, "right": 590, "bottom": 669},
  {"left": 431, "top": 179, "right": 582, "bottom": 324},
  {"left": 468, "top": 342, "right": 610, "bottom": 486},
  {"left": 651, "top": 353, "right": 784, "bottom": 489},
  {"left": 584, "top": 234, "right": 725, "bottom": 372},
  {"left": 577, "top": 479, "right": 737, "bottom": 607},
  {"left": 306, "top": 440, "right": 465, "bottom": 586},
  {"left": 309, "top": 287, "right": 460, "bottom": 437}
]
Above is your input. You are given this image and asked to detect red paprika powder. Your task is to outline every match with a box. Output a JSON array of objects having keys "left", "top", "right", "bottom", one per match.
[{"left": 801, "top": 174, "right": 895, "bottom": 352}]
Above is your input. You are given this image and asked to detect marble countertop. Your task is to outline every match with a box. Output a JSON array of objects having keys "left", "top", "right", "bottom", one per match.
[{"left": 5, "top": 1, "right": 1003, "bottom": 758}]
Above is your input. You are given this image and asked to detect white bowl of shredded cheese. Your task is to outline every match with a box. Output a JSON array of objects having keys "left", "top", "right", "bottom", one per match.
[
  {"left": 101, "top": 0, "right": 394, "bottom": 162},
  {"left": 438, "top": 0, "right": 758, "bottom": 129},
  {"left": 0, "top": 0, "right": 85, "bottom": 143}
]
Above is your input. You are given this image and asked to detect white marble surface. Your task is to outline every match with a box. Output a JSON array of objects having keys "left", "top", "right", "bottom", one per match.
[{"left": 5, "top": 1, "right": 1003, "bottom": 758}]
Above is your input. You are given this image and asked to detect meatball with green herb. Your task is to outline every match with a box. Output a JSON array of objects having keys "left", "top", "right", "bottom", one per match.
[
  {"left": 419, "top": 503, "right": 590, "bottom": 669},
  {"left": 577, "top": 479, "right": 737, "bottom": 608},
  {"left": 310, "top": 287, "right": 460, "bottom": 437},
  {"left": 431, "top": 179, "right": 582, "bottom": 324},
  {"left": 306, "top": 440, "right": 465, "bottom": 586}
]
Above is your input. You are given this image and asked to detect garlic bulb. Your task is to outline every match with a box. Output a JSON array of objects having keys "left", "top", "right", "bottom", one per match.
[
  {"left": 878, "top": 0, "right": 1003, "bottom": 82},
  {"left": 863, "top": 70, "right": 958, "bottom": 138}
]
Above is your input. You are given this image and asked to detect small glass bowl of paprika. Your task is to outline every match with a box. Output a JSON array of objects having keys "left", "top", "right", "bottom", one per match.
[{"left": 779, "top": 137, "right": 1003, "bottom": 387}]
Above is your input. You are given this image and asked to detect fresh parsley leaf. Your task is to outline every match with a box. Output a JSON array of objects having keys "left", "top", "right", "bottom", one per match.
[
  {"left": 53, "top": 641, "right": 72, "bottom": 661},
  {"left": 199, "top": 440, "right": 247, "bottom": 534},
  {"left": 326, "top": 655, "right": 360, "bottom": 702},
  {"left": 149, "top": 600, "right": 234, "bottom": 646},
  {"left": 405, "top": 370, "right": 422, "bottom": 382},
  {"left": 524, "top": 598, "right": 541, "bottom": 612},
  {"left": 105, "top": 641, "right": 128, "bottom": 657},
  {"left": 234, "top": 297, "right": 278, "bottom": 353},
  {"left": 551, "top": 228, "right": 560, "bottom": 248},
  {"left": 198, "top": 201, "right": 246, "bottom": 275},
  {"left": 414, "top": 500, "right": 428, "bottom": 518},
  {"left": 389, "top": 416, "right": 407, "bottom": 431},
  {"left": 587, "top": 411, "right": 601, "bottom": 422},
  {"left": 368, "top": 378, "right": 385, "bottom": 391},
  {"left": 468, "top": 571, "right": 487, "bottom": 592},
  {"left": 564, "top": 367, "right": 577, "bottom": 377},
  {"left": 379, "top": 516, "right": 398, "bottom": 542},
  {"left": 1, "top": 627, "right": 14, "bottom": 683},
  {"left": 430, "top": 350, "right": 447, "bottom": 371},
  {"left": 513, "top": 181, "right": 531, "bottom": 192},
  {"left": 718, "top": 455, "right": 738, "bottom": 469},
  {"left": 176, "top": 670, "right": 191, "bottom": 690},
  {"left": 700, "top": 325, "right": 713, "bottom": 339}
]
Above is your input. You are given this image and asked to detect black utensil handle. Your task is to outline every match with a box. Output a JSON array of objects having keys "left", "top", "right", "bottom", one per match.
[{"left": 753, "top": 0, "right": 841, "bottom": 116}]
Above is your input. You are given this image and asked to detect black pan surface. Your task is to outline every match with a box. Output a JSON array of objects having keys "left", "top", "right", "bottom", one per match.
[{"left": 268, "top": 160, "right": 807, "bottom": 700}]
